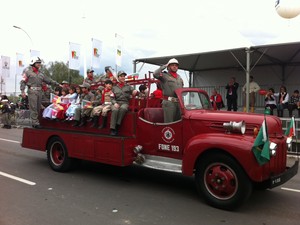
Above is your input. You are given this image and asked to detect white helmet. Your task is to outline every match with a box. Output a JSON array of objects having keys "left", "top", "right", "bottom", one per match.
[
  {"left": 30, "top": 56, "right": 42, "bottom": 66},
  {"left": 167, "top": 58, "right": 179, "bottom": 66}
]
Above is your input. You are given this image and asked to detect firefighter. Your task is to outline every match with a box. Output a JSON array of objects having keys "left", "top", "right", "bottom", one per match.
[
  {"left": 110, "top": 71, "right": 137, "bottom": 136},
  {"left": 99, "top": 66, "right": 118, "bottom": 84},
  {"left": 83, "top": 69, "right": 96, "bottom": 85},
  {"left": 20, "top": 57, "right": 61, "bottom": 128},
  {"left": 153, "top": 58, "right": 184, "bottom": 123}
]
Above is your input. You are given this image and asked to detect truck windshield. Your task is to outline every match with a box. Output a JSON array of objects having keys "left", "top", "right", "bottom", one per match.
[{"left": 182, "top": 91, "right": 210, "bottom": 110}]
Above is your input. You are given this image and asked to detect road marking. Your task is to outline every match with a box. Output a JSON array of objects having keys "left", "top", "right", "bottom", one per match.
[
  {"left": 0, "top": 138, "right": 20, "bottom": 144},
  {"left": 0, "top": 171, "right": 36, "bottom": 186},
  {"left": 281, "top": 187, "right": 300, "bottom": 193}
]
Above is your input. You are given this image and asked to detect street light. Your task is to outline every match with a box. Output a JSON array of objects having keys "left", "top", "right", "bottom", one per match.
[{"left": 13, "top": 25, "right": 33, "bottom": 47}]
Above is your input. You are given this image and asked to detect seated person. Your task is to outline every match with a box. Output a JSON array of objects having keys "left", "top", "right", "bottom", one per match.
[
  {"left": 90, "top": 80, "right": 114, "bottom": 128},
  {"left": 65, "top": 86, "right": 81, "bottom": 120},
  {"left": 288, "top": 89, "right": 300, "bottom": 117},
  {"left": 210, "top": 89, "right": 224, "bottom": 110},
  {"left": 110, "top": 71, "right": 137, "bottom": 136},
  {"left": 265, "top": 88, "right": 277, "bottom": 115}
]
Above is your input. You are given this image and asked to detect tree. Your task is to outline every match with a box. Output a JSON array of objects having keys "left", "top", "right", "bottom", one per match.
[{"left": 42, "top": 61, "right": 84, "bottom": 85}]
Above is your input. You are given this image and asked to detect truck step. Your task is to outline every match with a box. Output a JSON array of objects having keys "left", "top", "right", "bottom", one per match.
[{"left": 137, "top": 155, "right": 182, "bottom": 173}]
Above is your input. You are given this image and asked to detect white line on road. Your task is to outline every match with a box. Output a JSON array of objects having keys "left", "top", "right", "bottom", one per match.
[
  {"left": 0, "top": 171, "right": 36, "bottom": 186},
  {"left": 0, "top": 137, "right": 20, "bottom": 144},
  {"left": 281, "top": 187, "right": 300, "bottom": 193}
]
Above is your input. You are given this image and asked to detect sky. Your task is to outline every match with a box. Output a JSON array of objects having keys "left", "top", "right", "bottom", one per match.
[{"left": 1, "top": 0, "right": 300, "bottom": 94}]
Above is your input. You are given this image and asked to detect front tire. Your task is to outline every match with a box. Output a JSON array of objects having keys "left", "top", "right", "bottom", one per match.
[
  {"left": 195, "top": 152, "right": 252, "bottom": 210},
  {"left": 47, "top": 137, "right": 73, "bottom": 172}
]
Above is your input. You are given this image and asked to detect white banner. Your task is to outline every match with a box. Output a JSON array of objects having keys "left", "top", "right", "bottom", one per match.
[
  {"left": 69, "top": 42, "right": 81, "bottom": 70},
  {"left": 91, "top": 38, "right": 103, "bottom": 69},
  {"left": 115, "top": 33, "right": 123, "bottom": 67},
  {"left": 1, "top": 56, "right": 10, "bottom": 78},
  {"left": 16, "top": 53, "right": 25, "bottom": 75},
  {"left": 30, "top": 49, "right": 40, "bottom": 58}
]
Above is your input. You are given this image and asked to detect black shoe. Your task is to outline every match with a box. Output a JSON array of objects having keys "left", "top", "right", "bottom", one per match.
[
  {"left": 32, "top": 125, "right": 42, "bottom": 129},
  {"left": 98, "top": 116, "right": 107, "bottom": 129},
  {"left": 72, "top": 121, "right": 80, "bottom": 127},
  {"left": 110, "top": 129, "right": 118, "bottom": 136}
]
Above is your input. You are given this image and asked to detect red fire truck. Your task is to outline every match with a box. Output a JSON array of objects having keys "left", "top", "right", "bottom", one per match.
[{"left": 21, "top": 77, "right": 298, "bottom": 210}]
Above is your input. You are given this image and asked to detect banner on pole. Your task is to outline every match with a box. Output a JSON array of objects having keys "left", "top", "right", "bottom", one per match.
[
  {"left": 69, "top": 42, "right": 81, "bottom": 70},
  {"left": 16, "top": 53, "right": 25, "bottom": 75},
  {"left": 91, "top": 38, "right": 102, "bottom": 69},
  {"left": 1, "top": 56, "right": 10, "bottom": 78},
  {"left": 115, "top": 33, "right": 123, "bottom": 67}
]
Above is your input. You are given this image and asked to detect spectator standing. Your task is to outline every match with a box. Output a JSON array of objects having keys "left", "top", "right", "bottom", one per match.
[
  {"left": 153, "top": 58, "right": 184, "bottom": 123},
  {"left": 20, "top": 57, "right": 60, "bottom": 128},
  {"left": 0, "top": 95, "right": 13, "bottom": 129},
  {"left": 225, "top": 77, "right": 239, "bottom": 111},
  {"left": 288, "top": 89, "right": 300, "bottom": 117},
  {"left": 264, "top": 88, "right": 277, "bottom": 115},
  {"left": 274, "top": 85, "right": 289, "bottom": 117},
  {"left": 242, "top": 75, "right": 260, "bottom": 113}
]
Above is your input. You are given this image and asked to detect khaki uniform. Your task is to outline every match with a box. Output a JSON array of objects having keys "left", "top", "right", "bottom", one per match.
[
  {"left": 110, "top": 83, "right": 134, "bottom": 129},
  {"left": 153, "top": 65, "right": 184, "bottom": 123},
  {"left": 91, "top": 90, "right": 114, "bottom": 117},
  {"left": 20, "top": 66, "right": 59, "bottom": 126},
  {"left": 74, "top": 91, "right": 94, "bottom": 121}
]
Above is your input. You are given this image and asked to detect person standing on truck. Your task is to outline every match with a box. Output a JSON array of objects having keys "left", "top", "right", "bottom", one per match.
[
  {"left": 83, "top": 69, "right": 96, "bottom": 85},
  {"left": 20, "top": 57, "right": 61, "bottom": 128},
  {"left": 225, "top": 77, "right": 239, "bottom": 111},
  {"left": 110, "top": 71, "right": 138, "bottom": 136},
  {"left": 153, "top": 58, "right": 184, "bottom": 123},
  {"left": 99, "top": 66, "right": 118, "bottom": 84}
]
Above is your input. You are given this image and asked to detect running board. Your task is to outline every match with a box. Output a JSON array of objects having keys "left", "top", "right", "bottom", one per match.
[{"left": 135, "top": 155, "right": 182, "bottom": 173}]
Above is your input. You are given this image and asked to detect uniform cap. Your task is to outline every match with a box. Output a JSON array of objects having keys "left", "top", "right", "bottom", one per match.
[
  {"left": 61, "top": 80, "right": 69, "bottom": 84},
  {"left": 87, "top": 69, "right": 94, "bottom": 73},
  {"left": 117, "top": 70, "right": 127, "bottom": 77},
  {"left": 79, "top": 83, "right": 90, "bottom": 89},
  {"left": 167, "top": 58, "right": 179, "bottom": 66},
  {"left": 105, "top": 66, "right": 112, "bottom": 72}
]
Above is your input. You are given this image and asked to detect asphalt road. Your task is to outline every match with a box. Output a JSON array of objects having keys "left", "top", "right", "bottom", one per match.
[{"left": 0, "top": 127, "right": 300, "bottom": 225}]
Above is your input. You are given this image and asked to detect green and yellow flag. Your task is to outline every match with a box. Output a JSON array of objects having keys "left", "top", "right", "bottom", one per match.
[{"left": 252, "top": 119, "right": 270, "bottom": 165}]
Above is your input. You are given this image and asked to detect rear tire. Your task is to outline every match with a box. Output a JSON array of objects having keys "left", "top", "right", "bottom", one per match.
[
  {"left": 46, "top": 137, "right": 74, "bottom": 172},
  {"left": 195, "top": 152, "right": 252, "bottom": 210}
]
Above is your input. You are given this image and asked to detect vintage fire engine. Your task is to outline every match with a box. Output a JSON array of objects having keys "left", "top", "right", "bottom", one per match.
[{"left": 21, "top": 76, "right": 298, "bottom": 210}]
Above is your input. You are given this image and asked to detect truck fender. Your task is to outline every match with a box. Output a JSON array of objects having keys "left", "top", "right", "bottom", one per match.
[{"left": 182, "top": 133, "right": 255, "bottom": 177}]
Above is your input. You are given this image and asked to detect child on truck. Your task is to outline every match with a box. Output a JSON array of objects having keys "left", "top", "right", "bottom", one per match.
[{"left": 90, "top": 80, "right": 114, "bottom": 129}]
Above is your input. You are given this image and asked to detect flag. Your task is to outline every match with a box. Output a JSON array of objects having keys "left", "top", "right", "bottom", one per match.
[
  {"left": 126, "top": 73, "right": 139, "bottom": 81},
  {"left": 285, "top": 116, "right": 296, "bottom": 137},
  {"left": 1, "top": 56, "right": 10, "bottom": 78},
  {"left": 69, "top": 42, "right": 81, "bottom": 70},
  {"left": 91, "top": 38, "right": 102, "bottom": 69},
  {"left": 115, "top": 33, "right": 123, "bottom": 67},
  {"left": 16, "top": 53, "right": 25, "bottom": 75},
  {"left": 252, "top": 119, "right": 270, "bottom": 165},
  {"left": 81, "top": 99, "right": 93, "bottom": 109},
  {"left": 30, "top": 50, "right": 40, "bottom": 58},
  {"left": 50, "top": 93, "right": 60, "bottom": 104}
]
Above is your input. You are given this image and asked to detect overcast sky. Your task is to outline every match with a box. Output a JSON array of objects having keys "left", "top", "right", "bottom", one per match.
[{"left": 1, "top": 0, "right": 300, "bottom": 93}]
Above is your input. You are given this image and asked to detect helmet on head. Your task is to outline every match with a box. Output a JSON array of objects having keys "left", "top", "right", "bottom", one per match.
[
  {"left": 167, "top": 58, "right": 179, "bottom": 67},
  {"left": 30, "top": 56, "right": 42, "bottom": 66}
]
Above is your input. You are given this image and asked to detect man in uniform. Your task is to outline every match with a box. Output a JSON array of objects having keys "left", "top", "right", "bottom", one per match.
[
  {"left": 20, "top": 57, "right": 60, "bottom": 128},
  {"left": 99, "top": 66, "right": 117, "bottom": 84},
  {"left": 153, "top": 58, "right": 184, "bottom": 123},
  {"left": 110, "top": 71, "right": 137, "bottom": 135},
  {"left": 83, "top": 69, "right": 96, "bottom": 85}
]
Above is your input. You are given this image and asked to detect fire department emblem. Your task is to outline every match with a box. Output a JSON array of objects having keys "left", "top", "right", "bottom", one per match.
[{"left": 162, "top": 127, "right": 175, "bottom": 143}]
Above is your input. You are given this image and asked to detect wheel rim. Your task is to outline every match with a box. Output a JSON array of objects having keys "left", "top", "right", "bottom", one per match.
[
  {"left": 204, "top": 162, "right": 238, "bottom": 200},
  {"left": 50, "top": 142, "right": 65, "bottom": 166}
]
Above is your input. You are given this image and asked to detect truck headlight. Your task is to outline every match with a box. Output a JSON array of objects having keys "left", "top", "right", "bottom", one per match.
[
  {"left": 286, "top": 137, "right": 293, "bottom": 150},
  {"left": 269, "top": 142, "right": 277, "bottom": 156}
]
